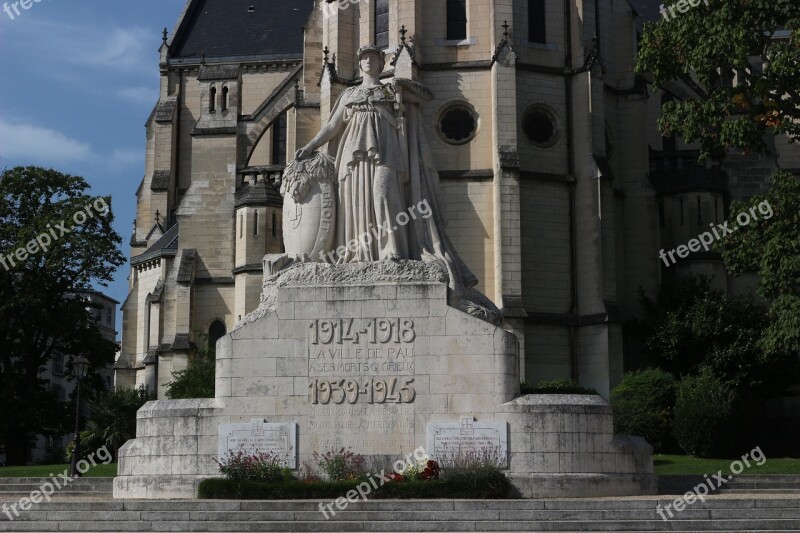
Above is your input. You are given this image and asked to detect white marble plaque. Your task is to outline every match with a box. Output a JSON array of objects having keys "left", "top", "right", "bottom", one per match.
[
  {"left": 218, "top": 419, "right": 298, "bottom": 468},
  {"left": 427, "top": 417, "right": 509, "bottom": 467}
]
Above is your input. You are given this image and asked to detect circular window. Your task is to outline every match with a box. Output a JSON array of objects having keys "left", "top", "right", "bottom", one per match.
[
  {"left": 521, "top": 106, "right": 559, "bottom": 147},
  {"left": 438, "top": 104, "right": 478, "bottom": 145}
]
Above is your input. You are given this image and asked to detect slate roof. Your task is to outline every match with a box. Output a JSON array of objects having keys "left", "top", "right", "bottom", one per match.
[
  {"left": 171, "top": 334, "right": 192, "bottom": 351},
  {"left": 132, "top": 223, "right": 180, "bottom": 266},
  {"left": 235, "top": 180, "right": 284, "bottom": 208},
  {"left": 198, "top": 64, "right": 241, "bottom": 81},
  {"left": 147, "top": 224, "right": 179, "bottom": 253},
  {"left": 170, "top": 0, "right": 315, "bottom": 61},
  {"left": 177, "top": 249, "right": 197, "bottom": 284},
  {"left": 155, "top": 96, "right": 178, "bottom": 123},
  {"left": 151, "top": 170, "right": 171, "bottom": 191}
]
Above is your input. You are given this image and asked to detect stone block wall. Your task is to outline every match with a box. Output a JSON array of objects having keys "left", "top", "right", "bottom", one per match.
[
  {"left": 500, "top": 394, "right": 656, "bottom": 498},
  {"left": 114, "top": 399, "right": 222, "bottom": 499}
]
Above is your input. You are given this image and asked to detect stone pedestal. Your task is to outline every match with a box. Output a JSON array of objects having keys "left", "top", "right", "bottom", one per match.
[
  {"left": 113, "top": 399, "right": 221, "bottom": 499},
  {"left": 500, "top": 395, "right": 655, "bottom": 497},
  {"left": 114, "top": 260, "right": 654, "bottom": 499}
]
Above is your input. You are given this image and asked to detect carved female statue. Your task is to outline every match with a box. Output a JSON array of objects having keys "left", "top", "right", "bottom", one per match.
[{"left": 295, "top": 45, "right": 499, "bottom": 323}]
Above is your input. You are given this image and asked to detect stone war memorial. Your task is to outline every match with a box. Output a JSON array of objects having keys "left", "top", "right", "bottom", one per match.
[{"left": 114, "top": 44, "right": 654, "bottom": 500}]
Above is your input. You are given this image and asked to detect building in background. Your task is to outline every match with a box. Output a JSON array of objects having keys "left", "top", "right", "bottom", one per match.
[
  {"left": 27, "top": 290, "right": 118, "bottom": 464},
  {"left": 114, "top": 0, "right": 799, "bottom": 399}
]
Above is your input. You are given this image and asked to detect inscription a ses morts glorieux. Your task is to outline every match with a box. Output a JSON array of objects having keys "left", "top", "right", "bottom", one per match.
[{"left": 307, "top": 318, "right": 416, "bottom": 451}]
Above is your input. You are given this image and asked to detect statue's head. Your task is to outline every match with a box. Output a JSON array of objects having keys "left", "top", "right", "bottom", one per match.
[{"left": 357, "top": 44, "right": 385, "bottom": 76}]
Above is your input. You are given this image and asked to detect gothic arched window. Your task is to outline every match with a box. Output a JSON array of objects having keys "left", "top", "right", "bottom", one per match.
[{"left": 208, "top": 321, "right": 226, "bottom": 355}]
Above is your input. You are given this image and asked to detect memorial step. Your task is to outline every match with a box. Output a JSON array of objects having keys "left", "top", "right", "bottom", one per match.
[
  {"left": 659, "top": 475, "right": 800, "bottom": 495},
  {"left": 0, "top": 478, "right": 113, "bottom": 496},
  {"left": 0, "top": 497, "right": 798, "bottom": 532}
]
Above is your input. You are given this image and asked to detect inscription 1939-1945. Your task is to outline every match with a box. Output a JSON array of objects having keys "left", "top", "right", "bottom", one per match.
[{"left": 309, "top": 377, "right": 415, "bottom": 405}]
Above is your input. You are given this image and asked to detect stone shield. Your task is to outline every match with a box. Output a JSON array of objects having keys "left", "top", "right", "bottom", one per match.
[
  {"left": 280, "top": 153, "right": 337, "bottom": 260},
  {"left": 282, "top": 179, "right": 336, "bottom": 260}
]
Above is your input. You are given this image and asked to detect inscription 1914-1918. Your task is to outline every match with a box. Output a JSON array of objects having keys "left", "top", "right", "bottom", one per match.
[{"left": 309, "top": 318, "right": 415, "bottom": 345}]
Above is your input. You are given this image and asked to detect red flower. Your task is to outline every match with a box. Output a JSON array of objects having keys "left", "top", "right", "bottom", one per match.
[{"left": 418, "top": 460, "right": 440, "bottom": 481}]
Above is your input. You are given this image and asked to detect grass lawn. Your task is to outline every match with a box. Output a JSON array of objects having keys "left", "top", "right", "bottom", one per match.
[
  {"left": 655, "top": 454, "right": 800, "bottom": 475},
  {"left": 0, "top": 463, "right": 116, "bottom": 477}
]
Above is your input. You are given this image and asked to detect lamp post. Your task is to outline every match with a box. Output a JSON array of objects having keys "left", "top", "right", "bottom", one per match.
[{"left": 70, "top": 355, "right": 89, "bottom": 477}]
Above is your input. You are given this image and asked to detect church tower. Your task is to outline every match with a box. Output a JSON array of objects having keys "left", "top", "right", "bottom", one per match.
[{"left": 117, "top": 0, "right": 663, "bottom": 398}]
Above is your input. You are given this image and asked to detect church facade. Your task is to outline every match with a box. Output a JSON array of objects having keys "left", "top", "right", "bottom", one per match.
[{"left": 114, "top": 0, "right": 799, "bottom": 398}]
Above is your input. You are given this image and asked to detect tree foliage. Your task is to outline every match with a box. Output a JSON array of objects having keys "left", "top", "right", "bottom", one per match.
[
  {"left": 720, "top": 171, "right": 800, "bottom": 355},
  {"left": 0, "top": 167, "right": 124, "bottom": 464},
  {"left": 637, "top": 0, "right": 800, "bottom": 158},
  {"left": 71, "top": 386, "right": 154, "bottom": 462},
  {"left": 165, "top": 336, "right": 216, "bottom": 400},
  {"left": 672, "top": 371, "right": 742, "bottom": 458},
  {"left": 611, "top": 369, "right": 678, "bottom": 453},
  {"left": 640, "top": 276, "right": 799, "bottom": 399}
]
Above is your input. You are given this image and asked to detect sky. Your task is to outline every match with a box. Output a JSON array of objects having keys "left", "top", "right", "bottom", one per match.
[{"left": 0, "top": 0, "right": 188, "bottom": 338}]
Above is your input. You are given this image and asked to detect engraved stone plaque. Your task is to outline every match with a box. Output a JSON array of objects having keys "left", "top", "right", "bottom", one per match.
[
  {"left": 427, "top": 417, "right": 509, "bottom": 467},
  {"left": 218, "top": 419, "right": 298, "bottom": 468}
]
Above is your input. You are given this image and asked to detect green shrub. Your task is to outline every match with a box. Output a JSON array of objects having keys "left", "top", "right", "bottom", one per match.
[
  {"left": 611, "top": 369, "right": 677, "bottom": 453},
  {"left": 673, "top": 371, "right": 742, "bottom": 458},
  {"left": 71, "top": 385, "right": 154, "bottom": 461},
  {"left": 165, "top": 355, "right": 215, "bottom": 399},
  {"left": 521, "top": 379, "right": 598, "bottom": 396},
  {"left": 439, "top": 467, "right": 512, "bottom": 497}
]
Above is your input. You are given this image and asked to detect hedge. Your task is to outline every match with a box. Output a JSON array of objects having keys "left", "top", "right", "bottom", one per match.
[
  {"left": 198, "top": 470, "right": 515, "bottom": 499},
  {"left": 520, "top": 379, "right": 599, "bottom": 396},
  {"left": 611, "top": 368, "right": 677, "bottom": 453},
  {"left": 672, "top": 371, "right": 742, "bottom": 458}
]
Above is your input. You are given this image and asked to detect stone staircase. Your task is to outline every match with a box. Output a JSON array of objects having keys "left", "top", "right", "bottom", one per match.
[
  {"left": 659, "top": 475, "right": 800, "bottom": 495},
  {"left": 0, "top": 477, "right": 113, "bottom": 499},
  {"left": 0, "top": 497, "right": 798, "bottom": 531}
]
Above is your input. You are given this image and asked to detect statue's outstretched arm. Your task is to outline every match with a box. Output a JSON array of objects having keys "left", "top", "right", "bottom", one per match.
[{"left": 296, "top": 100, "right": 348, "bottom": 160}]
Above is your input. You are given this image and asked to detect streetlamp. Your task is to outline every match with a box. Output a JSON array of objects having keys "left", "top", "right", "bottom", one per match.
[{"left": 70, "top": 355, "right": 89, "bottom": 477}]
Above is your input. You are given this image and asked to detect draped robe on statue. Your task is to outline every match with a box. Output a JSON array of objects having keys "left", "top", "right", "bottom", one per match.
[{"left": 323, "top": 79, "right": 496, "bottom": 320}]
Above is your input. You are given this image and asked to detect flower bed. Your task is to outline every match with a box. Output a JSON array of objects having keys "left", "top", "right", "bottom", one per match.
[
  {"left": 198, "top": 469, "right": 514, "bottom": 499},
  {"left": 200, "top": 447, "right": 515, "bottom": 500}
]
